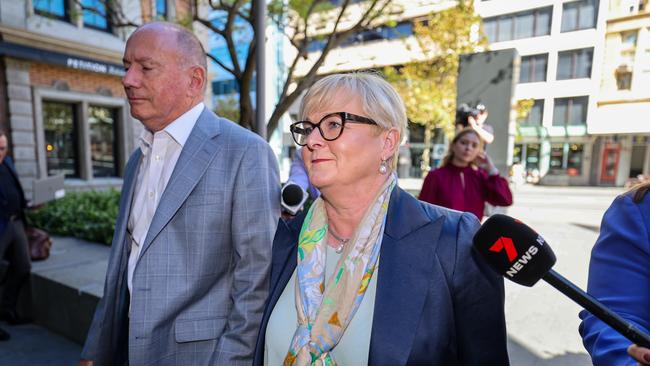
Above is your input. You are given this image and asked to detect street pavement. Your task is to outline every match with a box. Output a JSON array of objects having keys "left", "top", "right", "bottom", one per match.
[
  {"left": 0, "top": 183, "right": 625, "bottom": 365},
  {"left": 504, "top": 183, "right": 624, "bottom": 366}
]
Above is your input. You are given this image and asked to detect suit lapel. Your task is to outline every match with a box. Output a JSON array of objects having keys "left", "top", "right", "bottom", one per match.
[
  {"left": 113, "top": 150, "right": 141, "bottom": 249},
  {"left": 369, "top": 188, "right": 445, "bottom": 366},
  {"left": 139, "top": 108, "right": 222, "bottom": 258}
]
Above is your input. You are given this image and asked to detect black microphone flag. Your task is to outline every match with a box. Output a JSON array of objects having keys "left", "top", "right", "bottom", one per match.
[{"left": 473, "top": 214, "right": 650, "bottom": 348}]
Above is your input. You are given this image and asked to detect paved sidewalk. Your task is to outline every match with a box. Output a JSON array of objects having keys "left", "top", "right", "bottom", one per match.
[{"left": 0, "top": 321, "right": 81, "bottom": 365}]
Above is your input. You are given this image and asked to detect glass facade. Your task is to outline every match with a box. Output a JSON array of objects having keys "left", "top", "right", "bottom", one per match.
[
  {"left": 89, "top": 106, "right": 118, "bottom": 178},
  {"left": 43, "top": 102, "right": 79, "bottom": 178}
]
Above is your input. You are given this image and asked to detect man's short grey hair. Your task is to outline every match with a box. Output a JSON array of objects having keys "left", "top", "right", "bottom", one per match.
[{"left": 299, "top": 72, "right": 407, "bottom": 167}]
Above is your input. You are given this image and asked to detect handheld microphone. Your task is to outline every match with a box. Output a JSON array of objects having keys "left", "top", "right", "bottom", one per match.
[
  {"left": 281, "top": 182, "right": 308, "bottom": 216},
  {"left": 473, "top": 214, "right": 650, "bottom": 348}
]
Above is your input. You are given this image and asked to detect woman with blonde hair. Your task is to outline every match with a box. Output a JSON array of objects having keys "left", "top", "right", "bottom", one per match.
[
  {"left": 419, "top": 128, "right": 512, "bottom": 220},
  {"left": 253, "top": 73, "right": 509, "bottom": 365}
]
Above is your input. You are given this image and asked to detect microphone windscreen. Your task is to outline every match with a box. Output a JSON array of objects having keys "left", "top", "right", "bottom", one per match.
[
  {"left": 282, "top": 183, "right": 305, "bottom": 206},
  {"left": 473, "top": 214, "right": 556, "bottom": 287}
]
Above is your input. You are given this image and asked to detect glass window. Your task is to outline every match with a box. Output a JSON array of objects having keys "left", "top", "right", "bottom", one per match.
[
  {"left": 82, "top": 0, "right": 109, "bottom": 31},
  {"left": 562, "top": 0, "right": 599, "bottom": 32},
  {"left": 567, "top": 144, "right": 584, "bottom": 175},
  {"left": 520, "top": 54, "right": 548, "bottom": 83},
  {"left": 43, "top": 102, "right": 79, "bottom": 178},
  {"left": 553, "top": 96, "right": 589, "bottom": 126},
  {"left": 513, "top": 144, "right": 523, "bottom": 164},
  {"left": 549, "top": 144, "right": 565, "bottom": 173},
  {"left": 535, "top": 8, "right": 552, "bottom": 36},
  {"left": 34, "top": 0, "right": 67, "bottom": 19},
  {"left": 519, "top": 99, "right": 544, "bottom": 126},
  {"left": 89, "top": 106, "right": 118, "bottom": 178},
  {"left": 616, "top": 70, "right": 632, "bottom": 90},
  {"left": 498, "top": 17, "right": 514, "bottom": 41},
  {"left": 156, "top": 0, "right": 167, "bottom": 19},
  {"left": 484, "top": 7, "right": 552, "bottom": 42},
  {"left": 622, "top": 31, "right": 638, "bottom": 48},
  {"left": 515, "top": 12, "right": 534, "bottom": 39},
  {"left": 525, "top": 143, "right": 540, "bottom": 171},
  {"left": 484, "top": 19, "right": 497, "bottom": 42},
  {"left": 557, "top": 48, "right": 593, "bottom": 79}
]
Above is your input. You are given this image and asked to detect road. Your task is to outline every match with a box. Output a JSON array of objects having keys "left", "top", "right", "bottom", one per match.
[{"left": 504, "top": 184, "right": 624, "bottom": 366}]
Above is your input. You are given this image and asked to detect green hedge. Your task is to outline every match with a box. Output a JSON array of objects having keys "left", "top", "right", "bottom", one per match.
[{"left": 26, "top": 190, "right": 120, "bottom": 246}]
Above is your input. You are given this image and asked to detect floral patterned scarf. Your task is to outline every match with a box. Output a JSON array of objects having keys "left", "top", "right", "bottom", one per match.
[{"left": 284, "top": 173, "right": 397, "bottom": 366}]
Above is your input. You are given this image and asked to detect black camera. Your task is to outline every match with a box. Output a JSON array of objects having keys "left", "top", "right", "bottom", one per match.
[{"left": 455, "top": 103, "right": 486, "bottom": 128}]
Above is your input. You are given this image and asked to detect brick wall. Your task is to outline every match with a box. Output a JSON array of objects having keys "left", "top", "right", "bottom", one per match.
[{"left": 29, "top": 63, "right": 125, "bottom": 97}]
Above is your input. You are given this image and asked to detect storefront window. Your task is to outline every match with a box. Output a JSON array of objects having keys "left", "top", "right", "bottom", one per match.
[
  {"left": 550, "top": 144, "right": 565, "bottom": 173},
  {"left": 525, "top": 143, "right": 540, "bottom": 171},
  {"left": 43, "top": 102, "right": 79, "bottom": 178},
  {"left": 513, "top": 144, "right": 523, "bottom": 164},
  {"left": 89, "top": 106, "right": 118, "bottom": 177},
  {"left": 567, "top": 144, "right": 584, "bottom": 175}
]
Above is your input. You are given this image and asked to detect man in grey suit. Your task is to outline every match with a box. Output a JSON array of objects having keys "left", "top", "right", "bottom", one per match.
[{"left": 80, "top": 22, "right": 280, "bottom": 366}]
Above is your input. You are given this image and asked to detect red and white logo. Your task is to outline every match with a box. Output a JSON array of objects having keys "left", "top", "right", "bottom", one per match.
[{"left": 489, "top": 236, "right": 518, "bottom": 263}]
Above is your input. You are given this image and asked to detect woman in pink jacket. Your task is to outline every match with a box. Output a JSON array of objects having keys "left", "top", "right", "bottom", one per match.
[{"left": 419, "top": 128, "right": 512, "bottom": 220}]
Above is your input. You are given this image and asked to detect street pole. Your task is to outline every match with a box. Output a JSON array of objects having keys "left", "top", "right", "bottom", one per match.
[{"left": 255, "top": 0, "right": 266, "bottom": 139}]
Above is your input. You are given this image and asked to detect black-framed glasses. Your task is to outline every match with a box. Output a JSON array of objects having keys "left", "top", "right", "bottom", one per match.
[{"left": 289, "top": 112, "right": 377, "bottom": 146}]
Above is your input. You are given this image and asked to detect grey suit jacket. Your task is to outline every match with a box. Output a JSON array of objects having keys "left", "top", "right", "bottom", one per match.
[{"left": 82, "top": 108, "right": 280, "bottom": 366}]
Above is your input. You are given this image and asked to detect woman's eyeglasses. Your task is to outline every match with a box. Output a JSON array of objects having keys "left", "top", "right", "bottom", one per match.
[{"left": 289, "top": 112, "right": 377, "bottom": 146}]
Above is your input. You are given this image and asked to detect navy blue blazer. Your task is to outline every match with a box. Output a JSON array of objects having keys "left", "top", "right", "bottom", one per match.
[
  {"left": 254, "top": 187, "right": 510, "bottom": 366},
  {"left": 0, "top": 156, "right": 26, "bottom": 235}
]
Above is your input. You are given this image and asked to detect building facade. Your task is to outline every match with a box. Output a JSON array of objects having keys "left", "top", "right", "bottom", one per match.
[
  {"left": 477, "top": 0, "right": 608, "bottom": 186},
  {"left": 590, "top": 0, "right": 650, "bottom": 186},
  {"left": 0, "top": 0, "right": 206, "bottom": 198}
]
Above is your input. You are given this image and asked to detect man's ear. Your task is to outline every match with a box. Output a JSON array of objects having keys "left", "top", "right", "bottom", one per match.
[{"left": 188, "top": 65, "right": 206, "bottom": 96}]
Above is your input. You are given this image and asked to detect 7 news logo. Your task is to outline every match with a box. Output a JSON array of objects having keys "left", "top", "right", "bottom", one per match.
[
  {"left": 489, "top": 237, "right": 518, "bottom": 263},
  {"left": 489, "top": 235, "right": 546, "bottom": 278}
]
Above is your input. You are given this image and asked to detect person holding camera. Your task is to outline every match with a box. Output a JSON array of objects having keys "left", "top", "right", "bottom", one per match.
[
  {"left": 419, "top": 128, "right": 512, "bottom": 220},
  {"left": 455, "top": 103, "right": 494, "bottom": 144}
]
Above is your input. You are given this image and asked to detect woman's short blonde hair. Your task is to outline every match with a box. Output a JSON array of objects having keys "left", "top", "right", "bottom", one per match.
[{"left": 298, "top": 72, "right": 407, "bottom": 169}]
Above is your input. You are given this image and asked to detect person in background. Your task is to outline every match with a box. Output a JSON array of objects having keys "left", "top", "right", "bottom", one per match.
[
  {"left": 0, "top": 129, "right": 33, "bottom": 342},
  {"left": 579, "top": 181, "right": 650, "bottom": 366},
  {"left": 288, "top": 147, "right": 319, "bottom": 200},
  {"left": 253, "top": 73, "right": 509, "bottom": 365},
  {"left": 80, "top": 22, "right": 280, "bottom": 366},
  {"left": 455, "top": 103, "right": 494, "bottom": 144},
  {"left": 419, "top": 128, "right": 512, "bottom": 220}
]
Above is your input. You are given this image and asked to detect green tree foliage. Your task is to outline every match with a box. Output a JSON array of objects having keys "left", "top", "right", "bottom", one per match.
[{"left": 383, "top": 1, "right": 486, "bottom": 173}]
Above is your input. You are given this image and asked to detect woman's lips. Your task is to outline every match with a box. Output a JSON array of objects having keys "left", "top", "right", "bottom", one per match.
[{"left": 311, "top": 158, "right": 332, "bottom": 164}]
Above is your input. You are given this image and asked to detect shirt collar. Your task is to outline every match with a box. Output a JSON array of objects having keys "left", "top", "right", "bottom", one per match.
[{"left": 137, "top": 102, "right": 205, "bottom": 155}]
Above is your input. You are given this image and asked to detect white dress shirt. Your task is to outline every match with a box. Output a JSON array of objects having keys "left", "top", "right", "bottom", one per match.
[{"left": 127, "top": 102, "right": 205, "bottom": 296}]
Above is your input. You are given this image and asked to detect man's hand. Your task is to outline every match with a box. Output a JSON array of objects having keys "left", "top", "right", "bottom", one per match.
[
  {"left": 79, "top": 360, "right": 93, "bottom": 366},
  {"left": 628, "top": 344, "right": 650, "bottom": 365}
]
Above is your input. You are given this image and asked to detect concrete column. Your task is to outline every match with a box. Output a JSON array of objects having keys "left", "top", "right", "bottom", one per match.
[{"left": 5, "top": 57, "right": 37, "bottom": 199}]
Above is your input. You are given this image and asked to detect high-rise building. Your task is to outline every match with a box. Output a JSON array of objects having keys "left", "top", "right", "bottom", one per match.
[
  {"left": 476, "top": 0, "right": 607, "bottom": 186},
  {"left": 589, "top": 0, "right": 650, "bottom": 186}
]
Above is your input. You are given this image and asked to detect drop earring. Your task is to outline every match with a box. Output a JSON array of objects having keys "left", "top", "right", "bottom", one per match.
[{"left": 379, "top": 158, "right": 388, "bottom": 175}]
